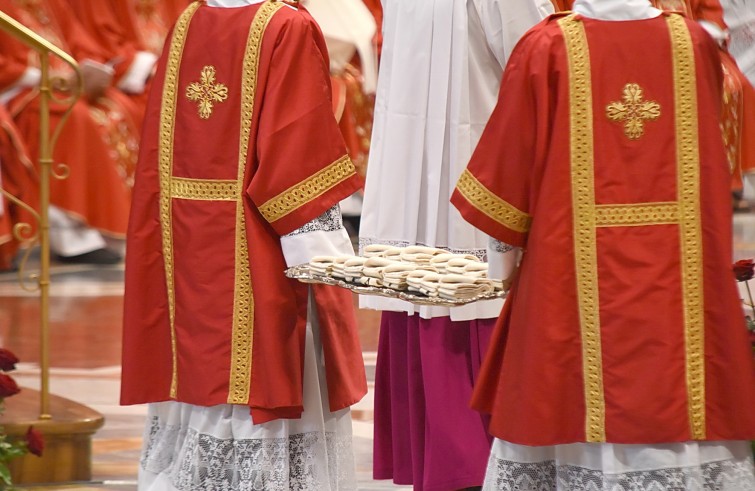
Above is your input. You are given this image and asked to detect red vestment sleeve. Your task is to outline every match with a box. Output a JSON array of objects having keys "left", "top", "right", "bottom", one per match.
[
  {"left": 451, "top": 26, "right": 551, "bottom": 248},
  {"left": 690, "top": 0, "right": 727, "bottom": 30},
  {"left": 551, "top": 0, "right": 573, "bottom": 11},
  {"left": 45, "top": 0, "right": 110, "bottom": 64},
  {"left": 65, "top": 0, "right": 140, "bottom": 82},
  {"left": 0, "top": 31, "right": 30, "bottom": 91},
  {"left": 249, "top": 12, "right": 362, "bottom": 236}
]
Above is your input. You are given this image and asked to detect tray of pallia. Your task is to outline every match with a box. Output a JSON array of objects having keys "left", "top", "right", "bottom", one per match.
[{"left": 285, "top": 244, "right": 508, "bottom": 307}]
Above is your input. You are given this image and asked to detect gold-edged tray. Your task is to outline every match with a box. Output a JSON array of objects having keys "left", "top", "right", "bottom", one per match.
[{"left": 285, "top": 264, "right": 507, "bottom": 307}]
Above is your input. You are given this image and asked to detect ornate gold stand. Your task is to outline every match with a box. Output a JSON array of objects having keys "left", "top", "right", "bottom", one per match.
[{"left": 0, "top": 11, "right": 105, "bottom": 484}]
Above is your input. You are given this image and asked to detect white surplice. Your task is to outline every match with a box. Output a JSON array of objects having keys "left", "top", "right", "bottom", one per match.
[
  {"left": 482, "top": 2, "right": 755, "bottom": 488},
  {"left": 136, "top": 2, "right": 359, "bottom": 489},
  {"left": 359, "top": 0, "right": 552, "bottom": 321}
]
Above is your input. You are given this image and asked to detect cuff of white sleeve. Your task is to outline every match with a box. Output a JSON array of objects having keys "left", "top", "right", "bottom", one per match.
[
  {"left": 0, "top": 67, "right": 41, "bottom": 104},
  {"left": 486, "top": 242, "right": 520, "bottom": 281},
  {"left": 117, "top": 51, "right": 158, "bottom": 94},
  {"left": 280, "top": 228, "right": 354, "bottom": 267},
  {"left": 698, "top": 20, "right": 728, "bottom": 45}
]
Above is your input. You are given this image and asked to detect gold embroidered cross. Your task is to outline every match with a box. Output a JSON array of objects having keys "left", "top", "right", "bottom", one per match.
[
  {"left": 186, "top": 65, "right": 228, "bottom": 119},
  {"left": 606, "top": 83, "right": 661, "bottom": 140}
]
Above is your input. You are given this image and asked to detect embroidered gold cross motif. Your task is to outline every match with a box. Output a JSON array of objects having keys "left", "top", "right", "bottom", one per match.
[
  {"left": 186, "top": 65, "right": 228, "bottom": 119},
  {"left": 606, "top": 83, "right": 661, "bottom": 140}
]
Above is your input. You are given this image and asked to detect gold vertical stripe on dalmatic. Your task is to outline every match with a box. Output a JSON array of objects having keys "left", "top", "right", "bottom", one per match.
[
  {"left": 158, "top": 1, "right": 201, "bottom": 399},
  {"left": 227, "top": 0, "right": 284, "bottom": 405},
  {"left": 667, "top": 14, "right": 706, "bottom": 439},
  {"left": 558, "top": 14, "right": 607, "bottom": 443}
]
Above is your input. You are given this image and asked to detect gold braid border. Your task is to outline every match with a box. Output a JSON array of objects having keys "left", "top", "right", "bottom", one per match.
[
  {"left": 595, "top": 202, "right": 679, "bottom": 227},
  {"left": 455, "top": 169, "right": 532, "bottom": 233},
  {"left": 667, "top": 14, "right": 706, "bottom": 440},
  {"left": 171, "top": 177, "right": 239, "bottom": 201},
  {"left": 227, "top": 0, "right": 285, "bottom": 405},
  {"left": 158, "top": 1, "right": 201, "bottom": 399},
  {"left": 558, "top": 14, "right": 606, "bottom": 443},
  {"left": 258, "top": 155, "right": 356, "bottom": 224}
]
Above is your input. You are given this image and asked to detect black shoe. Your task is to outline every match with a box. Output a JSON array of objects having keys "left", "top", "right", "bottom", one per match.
[{"left": 55, "top": 248, "right": 122, "bottom": 265}]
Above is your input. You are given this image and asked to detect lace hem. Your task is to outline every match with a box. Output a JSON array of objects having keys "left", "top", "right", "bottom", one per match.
[
  {"left": 358, "top": 237, "right": 487, "bottom": 261},
  {"left": 483, "top": 456, "right": 755, "bottom": 491},
  {"left": 141, "top": 416, "right": 186, "bottom": 474},
  {"left": 141, "top": 416, "right": 357, "bottom": 490},
  {"left": 285, "top": 205, "right": 344, "bottom": 237}
]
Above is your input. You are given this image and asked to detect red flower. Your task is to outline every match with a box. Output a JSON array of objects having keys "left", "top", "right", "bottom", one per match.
[
  {"left": 0, "top": 348, "right": 19, "bottom": 372},
  {"left": 0, "top": 373, "right": 20, "bottom": 398},
  {"left": 733, "top": 259, "right": 755, "bottom": 282},
  {"left": 25, "top": 426, "right": 44, "bottom": 457}
]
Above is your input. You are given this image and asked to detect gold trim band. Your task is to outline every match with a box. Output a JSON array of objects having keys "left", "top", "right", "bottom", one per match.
[
  {"left": 455, "top": 169, "right": 532, "bottom": 233},
  {"left": 595, "top": 202, "right": 679, "bottom": 227},
  {"left": 555, "top": 13, "right": 706, "bottom": 442},
  {"left": 667, "top": 14, "right": 706, "bottom": 439},
  {"left": 226, "top": 0, "right": 284, "bottom": 405},
  {"left": 159, "top": 1, "right": 201, "bottom": 399},
  {"left": 170, "top": 177, "right": 239, "bottom": 201},
  {"left": 559, "top": 14, "right": 606, "bottom": 443},
  {"left": 258, "top": 154, "right": 356, "bottom": 224}
]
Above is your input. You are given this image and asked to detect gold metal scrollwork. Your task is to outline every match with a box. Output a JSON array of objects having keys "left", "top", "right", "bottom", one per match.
[{"left": 0, "top": 9, "right": 83, "bottom": 420}]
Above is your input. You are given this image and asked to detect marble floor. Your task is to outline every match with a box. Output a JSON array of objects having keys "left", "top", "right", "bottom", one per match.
[{"left": 1, "top": 213, "right": 754, "bottom": 490}]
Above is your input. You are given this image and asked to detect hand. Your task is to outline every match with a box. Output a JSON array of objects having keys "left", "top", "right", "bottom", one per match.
[{"left": 79, "top": 60, "right": 114, "bottom": 102}]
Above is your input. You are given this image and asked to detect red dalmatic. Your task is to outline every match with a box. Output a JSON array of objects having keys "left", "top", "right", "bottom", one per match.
[
  {"left": 121, "top": 1, "right": 366, "bottom": 423},
  {"left": 453, "top": 13, "right": 755, "bottom": 445}
]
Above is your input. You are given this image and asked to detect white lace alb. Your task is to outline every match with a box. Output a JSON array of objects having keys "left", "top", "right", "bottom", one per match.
[
  {"left": 141, "top": 415, "right": 357, "bottom": 490},
  {"left": 483, "top": 456, "right": 755, "bottom": 491}
]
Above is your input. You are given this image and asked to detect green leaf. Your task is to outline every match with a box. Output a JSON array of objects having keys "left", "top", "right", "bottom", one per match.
[
  {"left": 3, "top": 446, "right": 24, "bottom": 460},
  {"left": 0, "top": 464, "right": 12, "bottom": 487}
]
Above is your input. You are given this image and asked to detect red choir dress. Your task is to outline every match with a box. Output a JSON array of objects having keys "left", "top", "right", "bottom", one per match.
[
  {"left": 121, "top": 1, "right": 366, "bottom": 488},
  {"left": 452, "top": 1, "right": 755, "bottom": 488},
  {"left": 122, "top": 0, "right": 193, "bottom": 57},
  {"left": 0, "top": 105, "right": 37, "bottom": 270},
  {"left": 0, "top": 0, "right": 138, "bottom": 238},
  {"left": 65, "top": 0, "right": 160, "bottom": 146}
]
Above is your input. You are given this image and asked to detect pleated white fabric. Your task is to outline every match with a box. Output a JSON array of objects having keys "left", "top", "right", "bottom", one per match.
[
  {"left": 138, "top": 300, "right": 357, "bottom": 491},
  {"left": 483, "top": 439, "right": 755, "bottom": 491},
  {"left": 359, "top": 0, "right": 552, "bottom": 321}
]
